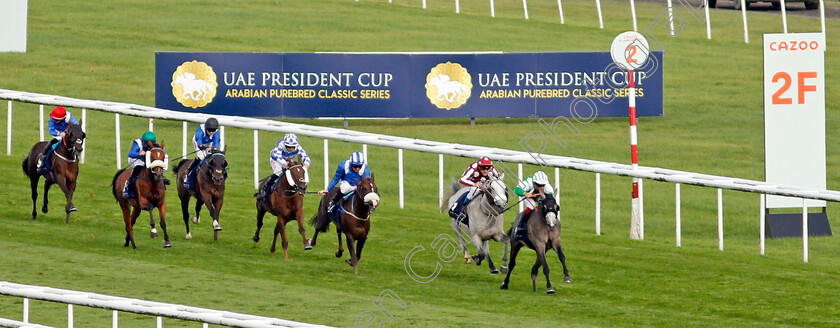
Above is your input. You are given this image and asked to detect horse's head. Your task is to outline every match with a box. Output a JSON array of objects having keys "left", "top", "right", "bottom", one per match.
[
  {"left": 357, "top": 174, "right": 380, "bottom": 210},
  {"left": 63, "top": 122, "right": 86, "bottom": 155},
  {"left": 204, "top": 150, "right": 228, "bottom": 186},
  {"left": 485, "top": 177, "right": 508, "bottom": 208},
  {"left": 145, "top": 142, "right": 168, "bottom": 182},
  {"left": 284, "top": 160, "right": 308, "bottom": 195},
  {"left": 540, "top": 195, "right": 559, "bottom": 230}
]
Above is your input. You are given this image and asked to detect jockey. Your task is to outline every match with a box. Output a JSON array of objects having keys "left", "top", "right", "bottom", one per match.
[
  {"left": 122, "top": 131, "right": 169, "bottom": 198},
  {"left": 513, "top": 171, "right": 555, "bottom": 234},
  {"left": 256, "top": 133, "right": 311, "bottom": 201},
  {"left": 183, "top": 117, "right": 220, "bottom": 190},
  {"left": 318, "top": 152, "right": 371, "bottom": 213},
  {"left": 449, "top": 156, "right": 502, "bottom": 219},
  {"left": 36, "top": 106, "right": 79, "bottom": 174}
]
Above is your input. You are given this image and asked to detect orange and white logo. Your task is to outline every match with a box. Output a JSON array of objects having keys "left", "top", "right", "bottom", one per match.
[
  {"left": 425, "top": 62, "right": 472, "bottom": 110},
  {"left": 171, "top": 60, "right": 218, "bottom": 109}
]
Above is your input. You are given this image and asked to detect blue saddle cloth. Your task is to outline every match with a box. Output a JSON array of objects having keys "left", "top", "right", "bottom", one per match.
[
  {"left": 512, "top": 217, "right": 535, "bottom": 248},
  {"left": 449, "top": 192, "right": 470, "bottom": 227},
  {"left": 328, "top": 192, "right": 355, "bottom": 232}
]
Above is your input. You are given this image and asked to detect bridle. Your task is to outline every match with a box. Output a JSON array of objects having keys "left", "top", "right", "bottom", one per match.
[
  {"left": 203, "top": 152, "right": 227, "bottom": 186},
  {"left": 54, "top": 127, "right": 84, "bottom": 163}
]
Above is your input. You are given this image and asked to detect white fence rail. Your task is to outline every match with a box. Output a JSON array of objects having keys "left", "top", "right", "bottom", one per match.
[{"left": 0, "top": 281, "right": 332, "bottom": 328}]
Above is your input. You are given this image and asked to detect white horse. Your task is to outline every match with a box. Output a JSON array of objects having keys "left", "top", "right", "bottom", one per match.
[
  {"left": 440, "top": 178, "right": 510, "bottom": 274},
  {"left": 173, "top": 72, "right": 213, "bottom": 101},
  {"left": 428, "top": 74, "right": 468, "bottom": 102}
]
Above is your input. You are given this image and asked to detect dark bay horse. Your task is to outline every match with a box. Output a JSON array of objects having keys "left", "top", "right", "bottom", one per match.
[
  {"left": 500, "top": 196, "right": 571, "bottom": 294},
  {"left": 252, "top": 160, "right": 311, "bottom": 258},
  {"left": 22, "top": 122, "right": 86, "bottom": 223},
  {"left": 111, "top": 143, "right": 171, "bottom": 248},
  {"left": 308, "top": 175, "right": 380, "bottom": 275},
  {"left": 173, "top": 149, "right": 227, "bottom": 241}
]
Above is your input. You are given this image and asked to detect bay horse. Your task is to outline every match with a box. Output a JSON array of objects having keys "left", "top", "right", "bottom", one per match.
[
  {"left": 22, "top": 122, "right": 86, "bottom": 223},
  {"left": 173, "top": 148, "right": 227, "bottom": 241},
  {"left": 110, "top": 143, "right": 172, "bottom": 248},
  {"left": 500, "top": 195, "right": 571, "bottom": 294},
  {"left": 308, "top": 175, "right": 380, "bottom": 275},
  {"left": 252, "top": 160, "right": 312, "bottom": 258},
  {"left": 440, "top": 177, "right": 510, "bottom": 274}
]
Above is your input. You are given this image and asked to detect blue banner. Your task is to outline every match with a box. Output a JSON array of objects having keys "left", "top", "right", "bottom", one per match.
[{"left": 155, "top": 52, "right": 664, "bottom": 118}]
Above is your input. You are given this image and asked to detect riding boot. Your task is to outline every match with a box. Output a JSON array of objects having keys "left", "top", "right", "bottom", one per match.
[
  {"left": 327, "top": 191, "right": 344, "bottom": 213},
  {"left": 257, "top": 174, "right": 278, "bottom": 201},
  {"left": 516, "top": 208, "right": 533, "bottom": 235},
  {"left": 184, "top": 159, "right": 199, "bottom": 190},
  {"left": 122, "top": 166, "right": 142, "bottom": 198},
  {"left": 36, "top": 139, "right": 58, "bottom": 174}
]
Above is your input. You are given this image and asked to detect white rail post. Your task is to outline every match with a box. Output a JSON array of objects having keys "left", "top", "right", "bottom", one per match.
[
  {"left": 363, "top": 144, "right": 368, "bottom": 162},
  {"left": 149, "top": 118, "right": 154, "bottom": 132},
  {"left": 596, "top": 0, "right": 604, "bottom": 29},
  {"left": 39, "top": 104, "right": 44, "bottom": 141},
  {"left": 630, "top": 0, "right": 638, "bottom": 31},
  {"left": 704, "top": 0, "right": 712, "bottom": 39},
  {"left": 803, "top": 198, "right": 808, "bottom": 263},
  {"left": 456, "top": 0, "right": 460, "bottom": 13},
  {"left": 666, "top": 0, "right": 675, "bottom": 36},
  {"left": 760, "top": 194, "right": 766, "bottom": 255},
  {"left": 439, "top": 154, "right": 444, "bottom": 207},
  {"left": 819, "top": 0, "right": 825, "bottom": 35},
  {"left": 254, "top": 130, "right": 259, "bottom": 189},
  {"left": 157, "top": 316, "right": 162, "bottom": 328},
  {"left": 115, "top": 114, "right": 121, "bottom": 169},
  {"left": 718, "top": 188, "right": 724, "bottom": 251},
  {"left": 490, "top": 0, "right": 495, "bottom": 17},
  {"left": 740, "top": 0, "right": 749, "bottom": 44},
  {"left": 557, "top": 0, "right": 564, "bottom": 24},
  {"left": 220, "top": 126, "right": 225, "bottom": 150},
  {"left": 6, "top": 101, "right": 11, "bottom": 155},
  {"left": 423, "top": 0, "right": 426, "bottom": 9},
  {"left": 182, "top": 121, "right": 187, "bottom": 158},
  {"left": 112, "top": 310, "right": 118, "bottom": 328},
  {"left": 324, "top": 139, "right": 329, "bottom": 190},
  {"left": 522, "top": 0, "right": 529, "bottom": 19},
  {"left": 203, "top": 323, "right": 209, "bottom": 328},
  {"left": 676, "top": 183, "right": 681, "bottom": 247},
  {"left": 80, "top": 109, "right": 86, "bottom": 164},
  {"left": 68, "top": 304, "right": 73, "bottom": 328},
  {"left": 781, "top": 0, "right": 788, "bottom": 33},
  {"left": 518, "top": 163, "right": 524, "bottom": 212},
  {"left": 22, "top": 298, "right": 28, "bottom": 323},
  {"left": 596, "top": 173, "right": 601, "bottom": 235},
  {"left": 554, "top": 167, "right": 560, "bottom": 203},
  {"left": 398, "top": 149, "right": 404, "bottom": 208}
]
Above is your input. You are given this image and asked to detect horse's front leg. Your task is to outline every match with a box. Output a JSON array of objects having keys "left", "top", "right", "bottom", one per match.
[
  {"left": 535, "top": 244, "right": 553, "bottom": 294},
  {"left": 345, "top": 234, "right": 359, "bottom": 275},
  {"left": 483, "top": 241, "right": 499, "bottom": 274},
  {"left": 500, "top": 236, "right": 510, "bottom": 274},
  {"left": 449, "top": 219, "right": 471, "bottom": 264},
  {"left": 29, "top": 175, "right": 39, "bottom": 220},
  {"left": 295, "top": 208, "right": 311, "bottom": 250},
  {"left": 147, "top": 203, "right": 158, "bottom": 239},
  {"left": 193, "top": 198, "right": 204, "bottom": 225},
  {"left": 53, "top": 175, "right": 76, "bottom": 221},
  {"left": 253, "top": 206, "right": 266, "bottom": 243},
  {"left": 335, "top": 230, "right": 344, "bottom": 258},
  {"left": 41, "top": 180, "right": 53, "bottom": 214},
  {"left": 158, "top": 202, "right": 171, "bottom": 248},
  {"left": 500, "top": 243, "right": 523, "bottom": 290},
  {"left": 205, "top": 196, "right": 221, "bottom": 231},
  {"left": 553, "top": 238, "right": 572, "bottom": 283},
  {"left": 470, "top": 234, "right": 485, "bottom": 266},
  {"left": 180, "top": 193, "right": 192, "bottom": 239}
]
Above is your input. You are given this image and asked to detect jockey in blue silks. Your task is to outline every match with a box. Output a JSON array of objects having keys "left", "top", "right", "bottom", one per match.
[
  {"left": 319, "top": 152, "right": 371, "bottom": 213},
  {"left": 122, "top": 131, "right": 169, "bottom": 198},
  {"left": 183, "top": 117, "right": 220, "bottom": 190},
  {"left": 36, "top": 106, "right": 79, "bottom": 174},
  {"left": 256, "top": 133, "right": 311, "bottom": 201}
]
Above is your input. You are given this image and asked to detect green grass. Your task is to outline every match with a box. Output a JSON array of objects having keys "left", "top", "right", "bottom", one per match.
[{"left": 1, "top": 0, "right": 840, "bottom": 327}]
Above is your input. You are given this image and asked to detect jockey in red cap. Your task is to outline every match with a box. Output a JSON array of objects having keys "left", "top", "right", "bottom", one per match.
[
  {"left": 36, "top": 106, "right": 78, "bottom": 174},
  {"left": 449, "top": 156, "right": 502, "bottom": 219}
]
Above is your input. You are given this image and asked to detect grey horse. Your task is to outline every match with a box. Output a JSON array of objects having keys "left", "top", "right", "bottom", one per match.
[{"left": 440, "top": 178, "right": 510, "bottom": 274}]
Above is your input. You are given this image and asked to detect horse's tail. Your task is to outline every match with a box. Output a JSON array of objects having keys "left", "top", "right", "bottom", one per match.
[
  {"left": 308, "top": 197, "right": 329, "bottom": 233},
  {"left": 111, "top": 168, "right": 127, "bottom": 201},
  {"left": 173, "top": 159, "right": 189, "bottom": 174},
  {"left": 439, "top": 178, "right": 461, "bottom": 213},
  {"left": 21, "top": 157, "right": 29, "bottom": 177}
]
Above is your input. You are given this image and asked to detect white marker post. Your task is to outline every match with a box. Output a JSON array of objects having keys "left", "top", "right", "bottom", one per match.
[{"left": 611, "top": 31, "right": 650, "bottom": 240}]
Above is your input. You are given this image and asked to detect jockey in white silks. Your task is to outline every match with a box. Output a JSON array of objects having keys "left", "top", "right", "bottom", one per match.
[
  {"left": 513, "top": 170, "right": 554, "bottom": 234},
  {"left": 256, "top": 133, "right": 311, "bottom": 201}
]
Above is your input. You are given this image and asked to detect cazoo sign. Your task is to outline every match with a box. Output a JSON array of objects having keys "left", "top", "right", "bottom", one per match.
[{"left": 155, "top": 52, "right": 664, "bottom": 118}]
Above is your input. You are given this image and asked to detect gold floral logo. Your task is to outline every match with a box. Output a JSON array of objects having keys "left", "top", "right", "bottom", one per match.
[
  {"left": 425, "top": 62, "right": 472, "bottom": 110},
  {"left": 171, "top": 60, "right": 218, "bottom": 109}
]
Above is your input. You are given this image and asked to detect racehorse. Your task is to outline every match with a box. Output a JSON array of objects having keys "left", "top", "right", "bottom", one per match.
[
  {"left": 22, "top": 122, "right": 86, "bottom": 223},
  {"left": 110, "top": 143, "right": 171, "bottom": 248},
  {"left": 440, "top": 177, "right": 510, "bottom": 274},
  {"left": 308, "top": 175, "right": 380, "bottom": 275},
  {"left": 173, "top": 148, "right": 227, "bottom": 241},
  {"left": 500, "top": 195, "right": 571, "bottom": 294},
  {"left": 252, "top": 160, "right": 311, "bottom": 258}
]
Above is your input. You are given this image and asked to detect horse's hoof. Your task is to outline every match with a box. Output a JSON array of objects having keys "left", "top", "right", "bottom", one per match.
[
  {"left": 345, "top": 259, "right": 353, "bottom": 266},
  {"left": 304, "top": 245, "right": 312, "bottom": 250},
  {"left": 564, "top": 276, "right": 572, "bottom": 283},
  {"left": 335, "top": 250, "right": 343, "bottom": 258},
  {"left": 252, "top": 236, "right": 260, "bottom": 243},
  {"left": 41, "top": 206, "right": 48, "bottom": 214},
  {"left": 185, "top": 232, "right": 192, "bottom": 240},
  {"left": 547, "top": 287, "right": 555, "bottom": 294},
  {"left": 212, "top": 221, "right": 222, "bottom": 231},
  {"left": 191, "top": 216, "right": 200, "bottom": 224},
  {"left": 150, "top": 228, "right": 158, "bottom": 239},
  {"left": 465, "top": 257, "right": 472, "bottom": 264},
  {"left": 500, "top": 266, "right": 508, "bottom": 274},
  {"left": 500, "top": 283, "right": 508, "bottom": 290},
  {"left": 490, "top": 268, "right": 499, "bottom": 274},
  {"left": 68, "top": 207, "right": 77, "bottom": 213},
  {"left": 163, "top": 241, "right": 172, "bottom": 248}
]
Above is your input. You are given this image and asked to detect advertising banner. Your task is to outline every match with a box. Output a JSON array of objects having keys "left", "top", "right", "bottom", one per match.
[{"left": 156, "top": 52, "right": 664, "bottom": 118}]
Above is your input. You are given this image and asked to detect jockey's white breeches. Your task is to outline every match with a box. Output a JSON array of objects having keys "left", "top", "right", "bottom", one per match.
[
  {"left": 127, "top": 158, "right": 146, "bottom": 168},
  {"left": 339, "top": 180, "right": 356, "bottom": 194},
  {"left": 523, "top": 197, "right": 538, "bottom": 210},
  {"left": 269, "top": 159, "right": 285, "bottom": 175},
  {"left": 465, "top": 186, "right": 483, "bottom": 200}
]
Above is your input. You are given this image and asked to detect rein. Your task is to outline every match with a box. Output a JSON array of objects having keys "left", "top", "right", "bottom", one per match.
[{"left": 339, "top": 192, "right": 372, "bottom": 222}]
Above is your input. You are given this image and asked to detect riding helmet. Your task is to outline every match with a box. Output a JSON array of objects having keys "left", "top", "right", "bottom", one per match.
[
  {"left": 350, "top": 152, "right": 365, "bottom": 166},
  {"left": 533, "top": 171, "right": 549, "bottom": 186},
  {"left": 141, "top": 131, "right": 157, "bottom": 143},
  {"left": 204, "top": 118, "right": 219, "bottom": 132},
  {"left": 282, "top": 133, "right": 299, "bottom": 148},
  {"left": 50, "top": 106, "right": 67, "bottom": 120},
  {"left": 478, "top": 156, "right": 493, "bottom": 167}
]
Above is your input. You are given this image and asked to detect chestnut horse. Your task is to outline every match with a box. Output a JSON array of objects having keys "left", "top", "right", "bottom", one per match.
[
  {"left": 110, "top": 143, "right": 172, "bottom": 248},
  {"left": 500, "top": 196, "right": 571, "bottom": 294},
  {"left": 173, "top": 149, "right": 227, "bottom": 241},
  {"left": 22, "top": 122, "right": 85, "bottom": 223},
  {"left": 308, "top": 175, "right": 380, "bottom": 275},
  {"left": 252, "top": 160, "right": 311, "bottom": 258}
]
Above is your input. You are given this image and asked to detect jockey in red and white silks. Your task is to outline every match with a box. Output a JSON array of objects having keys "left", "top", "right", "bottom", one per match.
[{"left": 458, "top": 156, "right": 502, "bottom": 204}]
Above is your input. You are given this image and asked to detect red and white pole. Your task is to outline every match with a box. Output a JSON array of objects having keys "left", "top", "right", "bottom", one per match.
[{"left": 629, "top": 70, "right": 644, "bottom": 240}]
